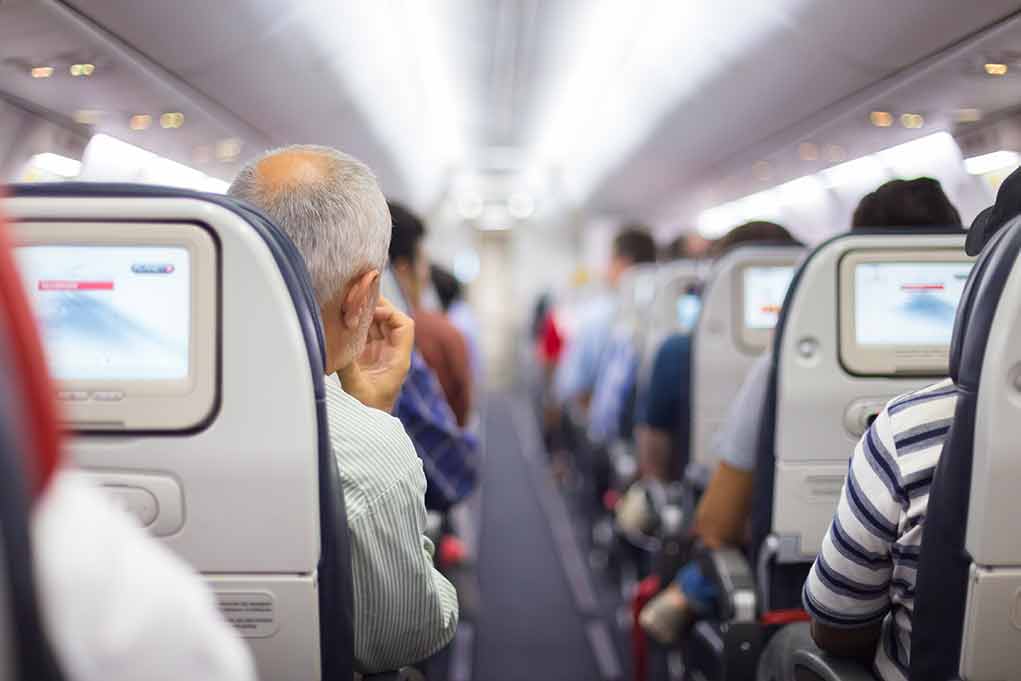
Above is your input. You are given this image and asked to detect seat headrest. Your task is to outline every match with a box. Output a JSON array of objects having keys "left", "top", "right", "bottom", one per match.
[
  {"left": 0, "top": 208, "right": 61, "bottom": 500},
  {"left": 955, "top": 214, "right": 1021, "bottom": 390}
]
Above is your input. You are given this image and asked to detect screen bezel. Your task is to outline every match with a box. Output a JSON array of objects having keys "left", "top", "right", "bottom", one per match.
[
  {"left": 838, "top": 248, "right": 973, "bottom": 377},
  {"left": 733, "top": 260, "right": 795, "bottom": 353},
  {"left": 12, "top": 221, "right": 218, "bottom": 431}
]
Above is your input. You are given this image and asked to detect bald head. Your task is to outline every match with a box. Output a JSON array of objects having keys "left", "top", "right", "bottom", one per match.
[{"left": 228, "top": 144, "right": 391, "bottom": 304}]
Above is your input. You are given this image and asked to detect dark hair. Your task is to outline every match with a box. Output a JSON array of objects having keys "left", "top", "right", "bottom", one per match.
[
  {"left": 431, "top": 264, "right": 461, "bottom": 311},
  {"left": 613, "top": 225, "right": 657, "bottom": 264},
  {"left": 387, "top": 201, "right": 425, "bottom": 265},
  {"left": 709, "top": 221, "right": 800, "bottom": 257},
  {"left": 851, "top": 178, "right": 962, "bottom": 229},
  {"left": 662, "top": 235, "right": 690, "bottom": 260}
]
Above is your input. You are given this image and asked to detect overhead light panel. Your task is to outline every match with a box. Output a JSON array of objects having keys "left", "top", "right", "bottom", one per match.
[
  {"left": 984, "top": 62, "right": 1008, "bottom": 76},
  {"left": 159, "top": 112, "right": 185, "bottom": 129},
  {"left": 129, "top": 114, "right": 152, "bottom": 131},
  {"left": 869, "top": 111, "right": 894, "bottom": 128},
  {"left": 30, "top": 66, "right": 53, "bottom": 79},
  {"left": 457, "top": 193, "right": 484, "bottom": 220},
  {"left": 954, "top": 108, "right": 983, "bottom": 124},
  {"left": 964, "top": 150, "right": 1020, "bottom": 175},
  {"left": 69, "top": 63, "right": 95, "bottom": 77},
  {"left": 508, "top": 193, "right": 536, "bottom": 220},
  {"left": 823, "top": 144, "right": 846, "bottom": 162},
  {"left": 900, "top": 113, "right": 924, "bottom": 129},
  {"left": 215, "top": 138, "right": 242, "bottom": 162},
  {"left": 73, "top": 109, "right": 101, "bottom": 125},
  {"left": 798, "top": 142, "right": 819, "bottom": 161}
]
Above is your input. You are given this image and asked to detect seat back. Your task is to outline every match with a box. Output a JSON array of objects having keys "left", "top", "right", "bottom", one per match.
[
  {"left": 6, "top": 184, "right": 351, "bottom": 681},
  {"left": 770, "top": 231, "right": 970, "bottom": 562},
  {"left": 638, "top": 260, "right": 702, "bottom": 381},
  {"left": 690, "top": 246, "right": 803, "bottom": 471},
  {"left": 909, "top": 216, "right": 1021, "bottom": 681}
]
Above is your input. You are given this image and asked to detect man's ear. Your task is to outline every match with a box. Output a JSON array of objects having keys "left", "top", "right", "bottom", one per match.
[{"left": 342, "top": 269, "right": 380, "bottom": 329}]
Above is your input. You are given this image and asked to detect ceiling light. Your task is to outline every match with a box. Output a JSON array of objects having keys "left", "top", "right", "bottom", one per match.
[
  {"left": 798, "top": 142, "right": 819, "bottom": 161},
  {"left": 128, "top": 114, "right": 152, "bottom": 131},
  {"left": 508, "top": 192, "right": 535, "bottom": 220},
  {"left": 984, "top": 63, "right": 1008, "bottom": 76},
  {"left": 775, "top": 175, "right": 826, "bottom": 205},
  {"left": 870, "top": 111, "right": 894, "bottom": 128},
  {"left": 72, "top": 109, "right": 101, "bottom": 125},
  {"left": 964, "top": 150, "right": 1020, "bottom": 175},
  {"left": 456, "top": 193, "right": 484, "bottom": 220},
  {"left": 29, "top": 153, "right": 81, "bottom": 178},
  {"left": 215, "top": 138, "right": 242, "bottom": 162},
  {"left": 81, "top": 134, "right": 231, "bottom": 192},
  {"left": 900, "top": 113, "right": 925, "bottom": 129},
  {"left": 954, "top": 108, "right": 983, "bottom": 124},
  {"left": 30, "top": 66, "right": 53, "bottom": 79},
  {"left": 753, "top": 160, "right": 772, "bottom": 181},
  {"left": 823, "top": 144, "right": 846, "bottom": 162},
  {"left": 69, "top": 63, "right": 95, "bottom": 77},
  {"left": 159, "top": 112, "right": 185, "bottom": 129}
]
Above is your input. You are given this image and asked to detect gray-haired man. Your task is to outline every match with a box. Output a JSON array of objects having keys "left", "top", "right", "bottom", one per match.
[{"left": 229, "top": 146, "right": 458, "bottom": 673}]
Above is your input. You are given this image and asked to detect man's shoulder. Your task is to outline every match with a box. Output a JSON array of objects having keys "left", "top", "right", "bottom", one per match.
[
  {"left": 885, "top": 378, "right": 958, "bottom": 423},
  {"left": 324, "top": 376, "right": 424, "bottom": 514}
]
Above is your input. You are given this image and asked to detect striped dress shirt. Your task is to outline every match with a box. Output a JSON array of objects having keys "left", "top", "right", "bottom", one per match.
[
  {"left": 324, "top": 374, "right": 459, "bottom": 674},
  {"left": 803, "top": 379, "right": 957, "bottom": 681}
]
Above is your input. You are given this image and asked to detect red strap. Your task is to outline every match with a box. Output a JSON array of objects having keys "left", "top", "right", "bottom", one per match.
[
  {"left": 632, "top": 574, "right": 661, "bottom": 681},
  {"left": 0, "top": 203, "right": 63, "bottom": 499},
  {"left": 760, "top": 608, "right": 811, "bottom": 626}
]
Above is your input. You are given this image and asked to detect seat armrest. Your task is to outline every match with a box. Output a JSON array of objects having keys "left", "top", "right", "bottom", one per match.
[
  {"left": 791, "top": 649, "right": 878, "bottom": 681},
  {"left": 699, "top": 547, "right": 756, "bottom": 622}
]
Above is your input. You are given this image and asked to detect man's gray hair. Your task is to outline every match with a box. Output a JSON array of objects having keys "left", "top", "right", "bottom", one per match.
[{"left": 228, "top": 144, "right": 391, "bottom": 303}]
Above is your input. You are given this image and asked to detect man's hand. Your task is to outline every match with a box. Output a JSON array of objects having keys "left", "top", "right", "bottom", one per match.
[{"left": 337, "top": 296, "right": 414, "bottom": 413}]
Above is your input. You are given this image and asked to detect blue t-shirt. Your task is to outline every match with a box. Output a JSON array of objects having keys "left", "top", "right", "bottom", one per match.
[{"left": 637, "top": 334, "right": 691, "bottom": 469}]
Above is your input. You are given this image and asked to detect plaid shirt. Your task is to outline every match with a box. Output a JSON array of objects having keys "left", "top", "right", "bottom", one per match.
[{"left": 395, "top": 351, "right": 479, "bottom": 511}]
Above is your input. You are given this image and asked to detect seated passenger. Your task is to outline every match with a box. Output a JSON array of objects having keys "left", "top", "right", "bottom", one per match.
[
  {"left": 553, "top": 225, "right": 657, "bottom": 411},
  {"left": 640, "top": 177, "right": 962, "bottom": 675},
  {"left": 633, "top": 222, "right": 796, "bottom": 486},
  {"left": 389, "top": 202, "right": 473, "bottom": 425},
  {"left": 386, "top": 203, "right": 478, "bottom": 512},
  {"left": 431, "top": 264, "right": 483, "bottom": 384},
  {"left": 228, "top": 145, "right": 458, "bottom": 672},
  {"left": 801, "top": 179, "right": 975, "bottom": 681}
]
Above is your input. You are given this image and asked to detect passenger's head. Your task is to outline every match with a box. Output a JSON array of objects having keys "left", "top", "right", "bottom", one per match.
[
  {"left": 662, "top": 232, "right": 711, "bottom": 261},
  {"left": 851, "top": 178, "right": 961, "bottom": 229},
  {"left": 388, "top": 202, "right": 431, "bottom": 310},
  {"left": 431, "top": 264, "right": 461, "bottom": 312},
  {"left": 228, "top": 145, "right": 391, "bottom": 374},
  {"left": 708, "top": 220, "right": 799, "bottom": 258},
  {"left": 609, "top": 225, "right": 657, "bottom": 285}
]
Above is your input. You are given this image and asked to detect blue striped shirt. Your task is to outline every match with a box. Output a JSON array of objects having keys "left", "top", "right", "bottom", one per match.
[{"left": 803, "top": 379, "right": 957, "bottom": 681}]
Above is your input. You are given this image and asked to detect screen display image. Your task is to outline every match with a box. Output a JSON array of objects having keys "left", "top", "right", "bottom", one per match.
[
  {"left": 743, "top": 266, "right": 795, "bottom": 329},
  {"left": 854, "top": 262, "right": 972, "bottom": 346},
  {"left": 15, "top": 245, "right": 191, "bottom": 381}
]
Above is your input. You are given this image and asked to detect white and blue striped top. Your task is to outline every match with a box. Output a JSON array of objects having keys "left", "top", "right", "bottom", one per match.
[
  {"left": 804, "top": 378, "right": 958, "bottom": 681},
  {"left": 324, "top": 374, "right": 459, "bottom": 674}
]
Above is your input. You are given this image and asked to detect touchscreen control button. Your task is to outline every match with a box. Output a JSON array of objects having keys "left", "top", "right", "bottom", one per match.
[
  {"left": 92, "top": 391, "right": 125, "bottom": 402},
  {"left": 57, "top": 391, "right": 90, "bottom": 402}
]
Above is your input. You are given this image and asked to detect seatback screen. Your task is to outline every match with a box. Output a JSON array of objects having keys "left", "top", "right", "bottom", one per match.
[
  {"left": 743, "top": 266, "right": 794, "bottom": 329},
  {"left": 15, "top": 245, "right": 191, "bottom": 381},
  {"left": 854, "top": 262, "right": 970, "bottom": 346}
]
